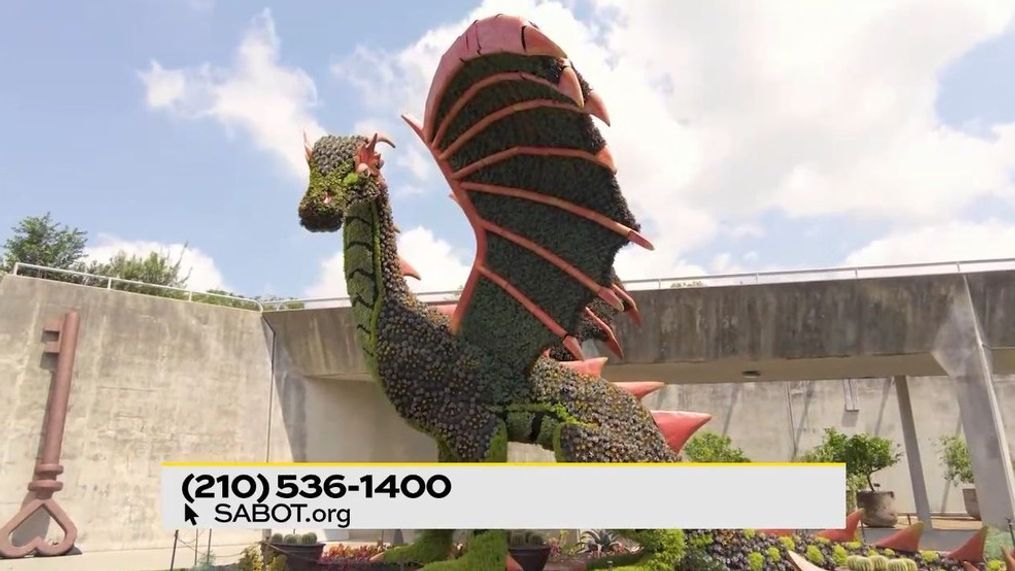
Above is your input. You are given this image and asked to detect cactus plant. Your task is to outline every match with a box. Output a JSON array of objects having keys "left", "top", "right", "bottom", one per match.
[
  {"left": 847, "top": 556, "right": 875, "bottom": 571},
  {"left": 299, "top": 532, "right": 318, "bottom": 545},
  {"left": 869, "top": 554, "right": 889, "bottom": 570},
  {"left": 269, "top": 533, "right": 284, "bottom": 545},
  {"left": 282, "top": 533, "right": 298, "bottom": 545}
]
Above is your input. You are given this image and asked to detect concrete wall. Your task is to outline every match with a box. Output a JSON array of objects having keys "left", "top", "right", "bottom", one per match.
[
  {"left": 0, "top": 276, "right": 275, "bottom": 566},
  {"left": 0, "top": 276, "right": 435, "bottom": 569}
]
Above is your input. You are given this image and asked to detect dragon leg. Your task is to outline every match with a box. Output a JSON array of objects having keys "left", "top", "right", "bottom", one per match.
[
  {"left": 552, "top": 423, "right": 687, "bottom": 571},
  {"left": 379, "top": 409, "right": 512, "bottom": 570},
  {"left": 530, "top": 359, "right": 689, "bottom": 570},
  {"left": 375, "top": 440, "right": 458, "bottom": 566},
  {"left": 417, "top": 422, "right": 512, "bottom": 571}
]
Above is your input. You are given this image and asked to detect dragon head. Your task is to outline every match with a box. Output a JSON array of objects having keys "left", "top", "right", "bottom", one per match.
[{"left": 298, "top": 132, "right": 395, "bottom": 232}]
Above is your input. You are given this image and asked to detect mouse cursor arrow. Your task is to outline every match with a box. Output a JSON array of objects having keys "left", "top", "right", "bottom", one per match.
[{"left": 184, "top": 504, "right": 198, "bottom": 526}]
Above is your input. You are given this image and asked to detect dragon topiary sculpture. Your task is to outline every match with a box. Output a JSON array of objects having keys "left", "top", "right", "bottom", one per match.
[{"left": 296, "top": 14, "right": 1015, "bottom": 571}]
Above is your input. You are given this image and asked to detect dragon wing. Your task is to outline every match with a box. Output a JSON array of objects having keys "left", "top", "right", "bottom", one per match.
[{"left": 403, "top": 15, "right": 650, "bottom": 375}]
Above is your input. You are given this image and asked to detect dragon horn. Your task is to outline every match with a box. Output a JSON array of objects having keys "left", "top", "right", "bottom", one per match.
[
  {"left": 1004, "top": 547, "right": 1015, "bottom": 571},
  {"left": 367, "top": 132, "right": 396, "bottom": 153},
  {"left": 303, "top": 131, "right": 313, "bottom": 161}
]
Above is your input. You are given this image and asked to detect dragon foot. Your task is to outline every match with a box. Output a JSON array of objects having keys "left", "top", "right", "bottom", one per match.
[
  {"left": 418, "top": 530, "right": 509, "bottom": 571},
  {"left": 373, "top": 529, "right": 455, "bottom": 566}
]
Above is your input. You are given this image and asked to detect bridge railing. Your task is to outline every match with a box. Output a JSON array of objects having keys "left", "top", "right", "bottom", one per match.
[
  {"left": 7, "top": 257, "right": 1015, "bottom": 313},
  {"left": 275, "top": 257, "right": 1015, "bottom": 310},
  {"left": 8, "top": 262, "right": 265, "bottom": 311}
]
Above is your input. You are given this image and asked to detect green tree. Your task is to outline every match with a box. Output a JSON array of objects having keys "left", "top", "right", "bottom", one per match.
[
  {"left": 844, "top": 432, "right": 902, "bottom": 492},
  {"left": 801, "top": 428, "right": 901, "bottom": 491},
  {"left": 1, "top": 213, "right": 87, "bottom": 274},
  {"left": 77, "top": 249, "right": 190, "bottom": 297}
]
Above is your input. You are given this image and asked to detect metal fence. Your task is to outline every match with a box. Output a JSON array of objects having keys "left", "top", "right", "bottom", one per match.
[
  {"left": 280, "top": 257, "right": 1015, "bottom": 309},
  {"left": 9, "top": 262, "right": 266, "bottom": 311},
  {"left": 9, "top": 257, "right": 1015, "bottom": 313}
]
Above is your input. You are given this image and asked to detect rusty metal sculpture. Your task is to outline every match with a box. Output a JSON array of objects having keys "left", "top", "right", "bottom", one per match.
[{"left": 0, "top": 311, "right": 80, "bottom": 558}]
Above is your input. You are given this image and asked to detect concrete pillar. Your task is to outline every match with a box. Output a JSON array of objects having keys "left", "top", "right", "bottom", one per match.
[
  {"left": 893, "top": 376, "right": 932, "bottom": 524},
  {"left": 930, "top": 282, "right": 1015, "bottom": 527}
]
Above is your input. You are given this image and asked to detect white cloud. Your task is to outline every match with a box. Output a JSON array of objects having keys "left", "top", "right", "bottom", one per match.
[
  {"left": 305, "top": 226, "right": 471, "bottom": 298},
  {"left": 845, "top": 220, "right": 1015, "bottom": 266},
  {"left": 330, "top": 0, "right": 1015, "bottom": 278},
  {"left": 83, "top": 235, "right": 229, "bottom": 292},
  {"left": 139, "top": 9, "right": 325, "bottom": 178}
]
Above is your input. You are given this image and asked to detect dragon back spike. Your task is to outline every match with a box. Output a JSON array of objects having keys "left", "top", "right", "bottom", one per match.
[
  {"left": 945, "top": 526, "right": 988, "bottom": 563},
  {"left": 872, "top": 522, "right": 923, "bottom": 553}
]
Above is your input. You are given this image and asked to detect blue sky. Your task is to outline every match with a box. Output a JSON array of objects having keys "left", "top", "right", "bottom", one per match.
[{"left": 2, "top": 1, "right": 1015, "bottom": 298}]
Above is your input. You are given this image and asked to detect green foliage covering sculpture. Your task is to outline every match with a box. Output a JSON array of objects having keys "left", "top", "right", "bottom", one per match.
[{"left": 296, "top": 13, "right": 1015, "bottom": 571}]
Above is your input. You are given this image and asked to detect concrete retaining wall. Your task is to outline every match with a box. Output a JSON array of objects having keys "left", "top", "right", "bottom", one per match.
[{"left": 0, "top": 277, "right": 433, "bottom": 569}]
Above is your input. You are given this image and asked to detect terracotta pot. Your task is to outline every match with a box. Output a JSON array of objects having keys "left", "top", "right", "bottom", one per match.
[
  {"left": 855, "top": 490, "right": 898, "bottom": 527},
  {"left": 508, "top": 545, "right": 551, "bottom": 571},
  {"left": 962, "top": 487, "right": 981, "bottom": 520}
]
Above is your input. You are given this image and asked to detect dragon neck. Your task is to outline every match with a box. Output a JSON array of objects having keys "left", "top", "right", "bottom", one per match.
[{"left": 342, "top": 193, "right": 408, "bottom": 353}]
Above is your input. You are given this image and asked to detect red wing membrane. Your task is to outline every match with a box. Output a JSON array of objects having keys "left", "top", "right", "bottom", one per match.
[{"left": 404, "top": 15, "right": 651, "bottom": 375}]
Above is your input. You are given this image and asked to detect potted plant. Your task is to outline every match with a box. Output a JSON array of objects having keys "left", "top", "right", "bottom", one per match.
[
  {"left": 800, "top": 428, "right": 862, "bottom": 513},
  {"left": 508, "top": 531, "right": 551, "bottom": 571},
  {"left": 267, "top": 532, "right": 325, "bottom": 571},
  {"left": 938, "top": 435, "right": 979, "bottom": 519},
  {"left": 683, "top": 431, "right": 751, "bottom": 463},
  {"left": 845, "top": 432, "right": 903, "bottom": 528},
  {"left": 800, "top": 428, "right": 902, "bottom": 527}
]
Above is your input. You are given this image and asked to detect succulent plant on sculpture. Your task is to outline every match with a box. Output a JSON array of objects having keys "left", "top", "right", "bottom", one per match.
[{"left": 297, "top": 14, "right": 711, "bottom": 570}]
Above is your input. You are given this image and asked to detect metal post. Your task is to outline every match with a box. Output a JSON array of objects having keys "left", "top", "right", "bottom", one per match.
[
  {"left": 107, "top": 277, "right": 112, "bottom": 289},
  {"left": 206, "top": 529, "right": 212, "bottom": 565},
  {"left": 0, "top": 311, "right": 81, "bottom": 558},
  {"left": 894, "top": 375, "right": 932, "bottom": 524},
  {"left": 194, "top": 530, "right": 199, "bottom": 567},
  {"left": 170, "top": 529, "right": 180, "bottom": 570}
]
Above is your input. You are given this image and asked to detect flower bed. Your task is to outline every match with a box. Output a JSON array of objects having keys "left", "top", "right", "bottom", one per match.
[{"left": 318, "top": 543, "right": 422, "bottom": 570}]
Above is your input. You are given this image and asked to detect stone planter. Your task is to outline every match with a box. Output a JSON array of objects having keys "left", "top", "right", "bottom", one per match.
[
  {"left": 269, "top": 542, "right": 325, "bottom": 571},
  {"left": 962, "top": 486, "right": 981, "bottom": 520},
  {"left": 856, "top": 490, "right": 898, "bottom": 527},
  {"left": 509, "top": 545, "right": 552, "bottom": 571}
]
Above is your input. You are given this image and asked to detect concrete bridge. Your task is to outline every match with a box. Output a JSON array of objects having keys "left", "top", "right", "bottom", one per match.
[
  {"left": 263, "top": 266, "right": 1015, "bottom": 527},
  {"left": 3, "top": 261, "right": 1015, "bottom": 568}
]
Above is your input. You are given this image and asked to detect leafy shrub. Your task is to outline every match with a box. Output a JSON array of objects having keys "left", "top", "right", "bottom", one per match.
[{"left": 684, "top": 431, "right": 751, "bottom": 463}]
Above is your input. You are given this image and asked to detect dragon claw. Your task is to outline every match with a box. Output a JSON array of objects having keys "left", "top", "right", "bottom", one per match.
[{"left": 562, "top": 336, "right": 584, "bottom": 360}]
